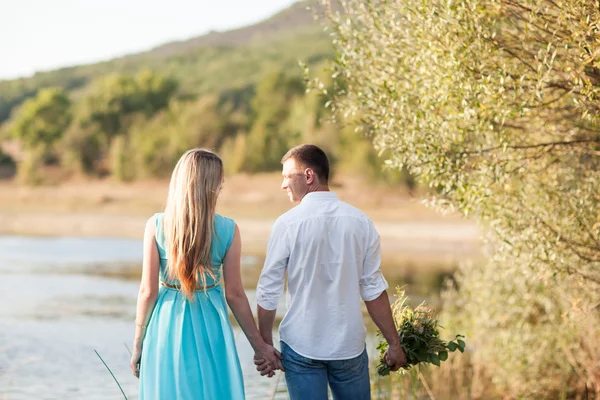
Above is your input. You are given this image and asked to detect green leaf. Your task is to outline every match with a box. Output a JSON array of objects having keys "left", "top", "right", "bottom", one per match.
[
  {"left": 438, "top": 351, "right": 448, "bottom": 361},
  {"left": 457, "top": 339, "right": 466, "bottom": 352},
  {"left": 377, "top": 363, "right": 391, "bottom": 377},
  {"left": 447, "top": 342, "right": 458, "bottom": 352},
  {"left": 417, "top": 349, "right": 430, "bottom": 363}
]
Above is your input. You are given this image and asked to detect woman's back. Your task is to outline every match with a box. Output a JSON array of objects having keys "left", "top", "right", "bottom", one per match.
[
  {"left": 138, "top": 212, "right": 245, "bottom": 400},
  {"left": 132, "top": 148, "right": 281, "bottom": 399},
  {"left": 154, "top": 212, "right": 235, "bottom": 287}
]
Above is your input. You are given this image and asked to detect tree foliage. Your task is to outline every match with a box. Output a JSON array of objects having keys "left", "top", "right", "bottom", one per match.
[
  {"left": 81, "top": 70, "right": 178, "bottom": 138},
  {"left": 320, "top": 0, "right": 600, "bottom": 396},
  {"left": 5, "top": 66, "right": 416, "bottom": 186},
  {"left": 7, "top": 87, "right": 71, "bottom": 183},
  {"left": 9, "top": 87, "right": 71, "bottom": 150},
  {"left": 244, "top": 71, "right": 306, "bottom": 171},
  {"left": 62, "top": 70, "right": 177, "bottom": 176},
  {"left": 0, "top": 22, "right": 332, "bottom": 127},
  {"left": 1, "top": 1, "right": 418, "bottom": 185}
]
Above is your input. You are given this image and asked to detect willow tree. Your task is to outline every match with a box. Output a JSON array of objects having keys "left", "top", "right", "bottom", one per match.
[{"left": 318, "top": 0, "right": 600, "bottom": 396}]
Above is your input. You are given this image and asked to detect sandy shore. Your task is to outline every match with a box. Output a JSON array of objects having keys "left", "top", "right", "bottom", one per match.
[{"left": 0, "top": 173, "right": 481, "bottom": 271}]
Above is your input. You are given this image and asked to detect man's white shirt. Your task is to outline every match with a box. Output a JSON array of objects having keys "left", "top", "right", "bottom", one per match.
[{"left": 256, "top": 191, "right": 388, "bottom": 360}]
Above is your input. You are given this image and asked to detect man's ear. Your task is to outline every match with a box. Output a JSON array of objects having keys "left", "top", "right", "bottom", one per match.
[{"left": 305, "top": 168, "right": 316, "bottom": 185}]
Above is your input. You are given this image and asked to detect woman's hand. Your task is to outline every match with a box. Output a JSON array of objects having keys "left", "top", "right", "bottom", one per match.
[{"left": 130, "top": 345, "right": 142, "bottom": 378}]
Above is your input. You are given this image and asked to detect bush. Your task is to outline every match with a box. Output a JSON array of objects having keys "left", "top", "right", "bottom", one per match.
[
  {"left": 320, "top": 0, "right": 600, "bottom": 396},
  {"left": 109, "top": 135, "right": 135, "bottom": 182}
]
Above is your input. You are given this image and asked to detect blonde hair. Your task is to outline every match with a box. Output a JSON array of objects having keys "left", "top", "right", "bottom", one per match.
[{"left": 163, "top": 148, "right": 223, "bottom": 299}]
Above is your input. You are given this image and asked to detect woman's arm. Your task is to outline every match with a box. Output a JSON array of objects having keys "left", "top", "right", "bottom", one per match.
[
  {"left": 130, "top": 216, "right": 160, "bottom": 377},
  {"left": 223, "top": 224, "right": 283, "bottom": 375}
]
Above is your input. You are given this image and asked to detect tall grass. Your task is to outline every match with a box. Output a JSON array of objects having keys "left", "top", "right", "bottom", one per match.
[{"left": 370, "top": 350, "right": 496, "bottom": 400}]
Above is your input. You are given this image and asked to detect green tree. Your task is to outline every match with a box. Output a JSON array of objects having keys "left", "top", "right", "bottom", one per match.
[
  {"left": 82, "top": 70, "right": 177, "bottom": 138},
  {"left": 126, "top": 95, "right": 242, "bottom": 180},
  {"left": 64, "top": 70, "right": 178, "bottom": 176},
  {"left": 321, "top": 0, "right": 600, "bottom": 397},
  {"left": 60, "top": 121, "right": 104, "bottom": 176},
  {"left": 8, "top": 87, "right": 72, "bottom": 183},
  {"left": 110, "top": 134, "right": 135, "bottom": 181},
  {"left": 10, "top": 87, "right": 71, "bottom": 151},
  {"left": 220, "top": 133, "right": 248, "bottom": 175},
  {"left": 244, "top": 70, "right": 305, "bottom": 171}
]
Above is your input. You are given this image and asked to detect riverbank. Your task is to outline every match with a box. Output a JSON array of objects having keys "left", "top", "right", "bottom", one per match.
[{"left": 0, "top": 173, "right": 481, "bottom": 279}]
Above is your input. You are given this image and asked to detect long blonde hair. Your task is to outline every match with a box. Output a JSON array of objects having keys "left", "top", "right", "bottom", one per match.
[{"left": 163, "top": 149, "right": 223, "bottom": 299}]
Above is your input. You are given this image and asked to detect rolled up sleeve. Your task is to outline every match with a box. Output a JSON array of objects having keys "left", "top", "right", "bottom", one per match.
[
  {"left": 360, "top": 220, "right": 388, "bottom": 301},
  {"left": 256, "top": 218, "right": 289, "bottom": 310}
]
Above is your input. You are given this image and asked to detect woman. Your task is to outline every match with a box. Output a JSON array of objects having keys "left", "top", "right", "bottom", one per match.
[{"left": 130, "top": 149, "right": 282, "bottom": 399}]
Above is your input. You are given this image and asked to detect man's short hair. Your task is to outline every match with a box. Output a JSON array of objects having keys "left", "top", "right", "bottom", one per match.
[{"left": 282, "top": 144, "right": 330, "bottom": 184}]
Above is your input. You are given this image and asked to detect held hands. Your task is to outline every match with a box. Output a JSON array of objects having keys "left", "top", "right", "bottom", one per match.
[
  {"left": 253, "top": 343, "right": 284, "bottom": 378},
  {"left": 384, "top": 341, "right": 407, "bottom": 372}
]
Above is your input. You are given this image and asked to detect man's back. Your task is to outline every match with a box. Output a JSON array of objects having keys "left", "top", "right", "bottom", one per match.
[{"left": 256, "top": 192, "right": 388, "bottom": 360}]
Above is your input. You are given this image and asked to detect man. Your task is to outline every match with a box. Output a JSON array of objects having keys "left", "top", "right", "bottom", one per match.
[{"left": 254, "top": 144, "right": 406, "bottom": 399}]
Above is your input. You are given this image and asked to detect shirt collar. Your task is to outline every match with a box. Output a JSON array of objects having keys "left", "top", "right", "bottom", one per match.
[{"left": 300, "top": 191, "right": 338, "bottom": 204}]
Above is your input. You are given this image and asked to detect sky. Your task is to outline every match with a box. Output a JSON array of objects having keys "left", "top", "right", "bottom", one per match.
[{"left": 0, "top": 0, "right": 300, "bottom": 80}]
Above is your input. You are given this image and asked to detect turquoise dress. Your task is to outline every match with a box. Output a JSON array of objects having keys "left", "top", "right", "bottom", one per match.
[{"left": 139, "top": 213, "right": 245, "bottom": 399}]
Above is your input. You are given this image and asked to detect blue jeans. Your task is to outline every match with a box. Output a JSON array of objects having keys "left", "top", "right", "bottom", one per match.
[{"left": 281, "top": 341, "right": 371, "bottom": 400}]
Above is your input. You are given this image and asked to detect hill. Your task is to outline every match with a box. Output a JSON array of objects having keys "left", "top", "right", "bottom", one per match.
[
  {"left": 0, "top": 0, "right": 331, "bottom": 124},
  {"left": 140, "top": 0, "right": 321, "bottom": 57}
]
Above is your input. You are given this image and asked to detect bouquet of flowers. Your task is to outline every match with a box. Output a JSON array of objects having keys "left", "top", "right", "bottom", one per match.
[{"left": 376, "top": 288, "right": 466, "bottom": 376}]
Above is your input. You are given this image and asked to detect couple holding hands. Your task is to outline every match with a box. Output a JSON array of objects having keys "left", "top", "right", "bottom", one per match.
[{"left": 131, "top": 144, "right": 405, "bottom": 399}]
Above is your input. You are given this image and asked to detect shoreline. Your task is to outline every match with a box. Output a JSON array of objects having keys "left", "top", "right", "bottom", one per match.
[{"left": 0, "top": 174, "right": 482, "bottom": 270}]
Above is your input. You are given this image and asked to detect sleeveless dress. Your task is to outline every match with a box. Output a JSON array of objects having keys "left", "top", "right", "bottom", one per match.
[{"left": 139, "top": 213, "right": 245, "bottom": 399}]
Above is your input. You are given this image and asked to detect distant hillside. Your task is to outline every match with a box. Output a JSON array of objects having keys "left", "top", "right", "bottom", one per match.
[
  {"left": 140, "top": 0, "right": 321, "bottom": 59},
  {"left": 0, "top": 0, "right": 332, "bottom": 124}
]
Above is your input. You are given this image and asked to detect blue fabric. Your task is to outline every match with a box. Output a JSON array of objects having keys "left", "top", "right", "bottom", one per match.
[
  {"left": 139, "top": 213, "right": 244, "bottom": 399},
  {"left": 281, "top": 341, "right": 371, "bottom": 400}
]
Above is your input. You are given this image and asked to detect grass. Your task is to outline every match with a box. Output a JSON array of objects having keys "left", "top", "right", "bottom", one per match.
[
  {"left": 94, "top": 349, "right": 128, "bottom": 400},
  {"left": 369, "top": 351, "right": 496, "bottom": 400}
]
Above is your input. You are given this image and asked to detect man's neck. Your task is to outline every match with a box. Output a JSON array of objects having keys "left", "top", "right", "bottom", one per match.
[{"left": 306, "top": 185, "right": 330, "bottom": 194}]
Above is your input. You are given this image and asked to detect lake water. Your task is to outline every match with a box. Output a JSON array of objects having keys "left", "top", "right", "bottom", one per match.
[{"left": 0, "top": 236, "right": 298, "bottom": 399}]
